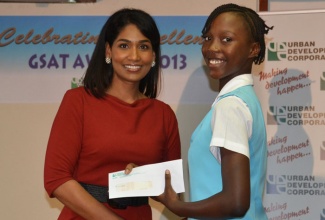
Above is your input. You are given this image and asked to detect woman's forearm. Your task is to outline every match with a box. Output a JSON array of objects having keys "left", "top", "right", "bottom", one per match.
[{"left": 53, "top": 180, "right": 123, "bottom": 220}]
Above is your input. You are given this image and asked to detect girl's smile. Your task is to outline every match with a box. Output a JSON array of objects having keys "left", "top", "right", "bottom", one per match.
[{"left": 201, "top": 12, "right": 259, "bottom": 88}]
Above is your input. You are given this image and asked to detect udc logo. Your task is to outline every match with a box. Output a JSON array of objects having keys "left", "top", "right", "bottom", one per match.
[
  {"left": 71, "top": 77, "right": 83, "bottom": 88},
  {"left": 321, "top": 141, "right": 325, "bottom": 160},
  {"left": 321, "top": 72, "right": 325, "bottom": 91},
  {"left": 321, "top": 208, "right": 325, "bottom": 220},
  {"left": 266, "top": 175, "right": 286, "bottom": 194},
  {"left": 267, "top": 106, "right": 287, "bottom": 125},
  {"left": 267, "top": 42, "right": 287, "bottom": 61}
]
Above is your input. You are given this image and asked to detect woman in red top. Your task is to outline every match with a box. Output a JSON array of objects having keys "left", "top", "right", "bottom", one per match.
[{"left": 44, "top": 8, "right": 181, "bottom": 220}]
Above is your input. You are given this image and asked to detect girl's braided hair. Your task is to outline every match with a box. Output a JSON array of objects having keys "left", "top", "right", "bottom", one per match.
[{"left": 202, "top": 3, "right": 273, "bottom": 65}]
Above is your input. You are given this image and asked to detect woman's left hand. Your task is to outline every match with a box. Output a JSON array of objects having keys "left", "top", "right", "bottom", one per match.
[{"left": 124, "top": 163, "right": 138, "bottom": 174}]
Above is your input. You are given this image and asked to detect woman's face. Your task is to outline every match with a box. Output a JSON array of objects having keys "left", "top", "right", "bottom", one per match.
[
  {"left": 201, "top": 12, "right": 259, "bottom": 84},
  {"left": 106, "top": 24, "right": 155, "bottom": 85}
]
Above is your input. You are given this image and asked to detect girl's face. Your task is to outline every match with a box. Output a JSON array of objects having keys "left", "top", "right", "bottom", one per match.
[
  {"left": 201, "top": 12, "right": 259, "bottom": 85},
  {"left": 106, "top": 24, "right": 155, "bottom": 86}
]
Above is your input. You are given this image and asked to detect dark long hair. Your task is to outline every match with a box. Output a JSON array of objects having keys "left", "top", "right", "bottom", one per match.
[
  {"left": 202, "top": 3, "right": 273, "bottom": 65},
  {"left": 83, "top": 8, "right": 161, "bottom": 99}
]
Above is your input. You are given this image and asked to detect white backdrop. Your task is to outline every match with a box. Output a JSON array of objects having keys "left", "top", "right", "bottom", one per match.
[
  {"left": 0, "top": 1, "right": 257, "bottom": 220},
  {"left": 2, "top": 1, "right": 325, "bottom": 220},
  {"left": 255, "top": 10, "right": 325, "bottom": 220}
]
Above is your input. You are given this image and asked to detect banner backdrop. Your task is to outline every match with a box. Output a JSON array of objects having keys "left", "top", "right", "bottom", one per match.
[
  {"left": 1, "top": 11, "right": 324, "bottom": 219},
  {"left": 0, "top": 16, "right": 218, "bottom": 104},
  {"left": 254, "top": 11, "right": 325, "bottom": 220}
]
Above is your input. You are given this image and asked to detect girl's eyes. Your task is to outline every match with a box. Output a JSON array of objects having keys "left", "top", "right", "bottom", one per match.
[
  {"left": 222, "top": 37, "right": 232, "bottom": 43},
  {"left": 202, "top": 36, "right": 232, "bottom": 43},
  {"left": 203, "top": 36, "right": 211, "bottom": 41}
]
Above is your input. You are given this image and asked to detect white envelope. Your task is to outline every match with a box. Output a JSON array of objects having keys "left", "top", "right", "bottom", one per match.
[{"left": 108, "top": 159, "right": 185, "bottom": 199}]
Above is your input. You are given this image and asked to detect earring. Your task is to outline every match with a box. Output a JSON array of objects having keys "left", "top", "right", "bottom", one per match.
[
  {"left": 105, "top": 57, "right": 111, "bottom": 64},
  {"left": 151, "top": 61, "right": 155, "bottom": 67}
]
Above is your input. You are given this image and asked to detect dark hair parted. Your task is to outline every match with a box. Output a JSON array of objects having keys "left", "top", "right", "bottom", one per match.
[
  {"left": 202, "top": 3, "right": 273, "bottom": 65},
  {"left": 83, "top": 8, "right": 161, "bottom": 99}
]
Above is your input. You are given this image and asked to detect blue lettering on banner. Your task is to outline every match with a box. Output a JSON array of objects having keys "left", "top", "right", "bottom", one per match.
[
  {"left": 161, "top": 54, "right": 187, "bottom": 70},
  {"left": 27, "top": 53, "right": 187, "bottom": 70},
  {"left": 28, "top": 53, "right": 91, "bottom": 69}
]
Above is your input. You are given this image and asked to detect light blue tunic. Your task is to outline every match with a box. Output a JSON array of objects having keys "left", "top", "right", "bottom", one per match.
[{"left": 188, "top": 85, "right": 267, "bottom": 220}]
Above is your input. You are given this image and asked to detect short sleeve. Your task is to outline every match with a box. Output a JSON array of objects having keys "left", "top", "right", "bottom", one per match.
[{"left": 210, "top": 96, "right": 252, "bottom": 161}]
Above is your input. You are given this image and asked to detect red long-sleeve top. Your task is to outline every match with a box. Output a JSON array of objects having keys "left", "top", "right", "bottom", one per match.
[{"left": 44, "top": 87, "right": 181, "bottom": 219}]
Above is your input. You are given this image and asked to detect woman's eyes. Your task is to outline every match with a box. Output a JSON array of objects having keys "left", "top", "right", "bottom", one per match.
[
  {"left": 118, "top": 43, "right": 150, "bottom": 50},
  {"left": 139, "top": 44, "right": 150, "bottom": 50},
  {"left": 119, "top": 44, "right": 128, "bottom": 49}
]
